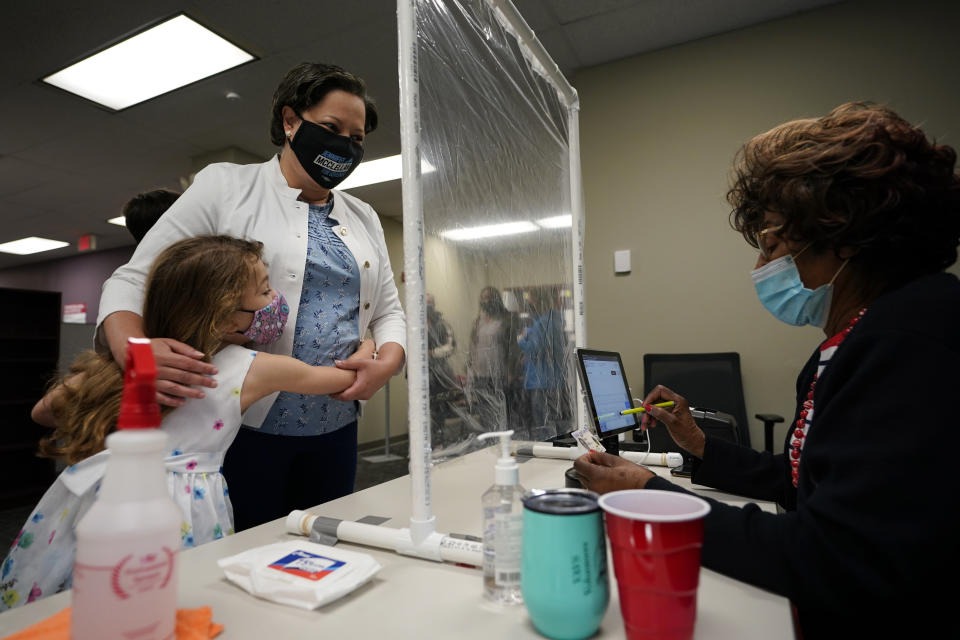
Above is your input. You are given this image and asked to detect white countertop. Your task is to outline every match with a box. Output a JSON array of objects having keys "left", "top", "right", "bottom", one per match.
[{"left": 0, "top": 448, "right": 792, "bottom": 639}]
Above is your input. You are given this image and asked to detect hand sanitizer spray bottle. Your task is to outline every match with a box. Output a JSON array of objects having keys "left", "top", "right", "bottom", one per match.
[
  {"left": 71, "top": 338, "right": 182, "bottom": 639},
  {"left": 477, "top": 430, "right": 524, "bottom": 605}
]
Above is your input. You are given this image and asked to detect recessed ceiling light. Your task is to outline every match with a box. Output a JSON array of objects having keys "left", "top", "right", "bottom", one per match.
[
  {"left": 42, "top": 14, "right": 255, "bottom": 111},
  {"left": 536, "top": 215, "right": 572, "bottom": 228},
  {"left": 339, "top": 155, "right": 437, "bottom": 190},
  {"left": 107, "top": 216, "right": 127, "bottom": 227},
  {"left": 0, "top": 237, "right": 69, "bottom": 255},
  {"left": 441, "top": 221, "right": 539, "bottom": 242}
]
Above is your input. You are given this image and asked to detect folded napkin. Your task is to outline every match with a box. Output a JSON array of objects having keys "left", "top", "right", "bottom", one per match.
[{"left": 2, "top": 606, "right": 223, "bottom": 640}]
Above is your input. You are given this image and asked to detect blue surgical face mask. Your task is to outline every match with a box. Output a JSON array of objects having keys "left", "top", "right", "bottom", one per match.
[{"left": 751, "top": 248, "right": 847, "bottom": 327}]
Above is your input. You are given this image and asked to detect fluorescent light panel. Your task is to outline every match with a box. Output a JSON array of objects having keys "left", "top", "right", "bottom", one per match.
[
  {"left": 339, "top": 155, "right": 436, "bottom": 190},
  {"left": 42, "top": 14, "right": 254, "bottom": 110},
  {"left": 107, "top": 216, "right": 127, "bottom": 227},
  {"left": 441, "top": 221, "right": 538, "bottom": 242},
  {"left": 0, "top": 237, "right": 69, "bottom": 255},
  {"left": 536, "top": 214, "right": 572, "bottom": 228}
]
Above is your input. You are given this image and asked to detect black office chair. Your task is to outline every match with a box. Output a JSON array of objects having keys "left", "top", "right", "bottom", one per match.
[{"left": 642, "top": 353, "right": 784, "bottom": 452}]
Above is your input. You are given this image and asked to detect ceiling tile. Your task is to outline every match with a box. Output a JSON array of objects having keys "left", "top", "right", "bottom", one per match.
[
  {"left": 511, "top": 0, "right": 561, "bottom": 31},
  {"left": 0, "top": 156, "right": 53, "bottom": 198},
  {"left": 0, "top": 1, "right": 186, "bottom": 92},
  {"left": 13, "top": 116, "right": 200, "bottom": 180},
  {"left": 0, "top": 0, "right": 844, "bottom": 270},
  {"left": 549, "top": 0, "right": 643, "bottom": 25},
  {"left": 564, "top": 0, "right": 842, "bottom": 68},
  {"left": 0, "top": 83, "right": 112, "bottom": 155}
]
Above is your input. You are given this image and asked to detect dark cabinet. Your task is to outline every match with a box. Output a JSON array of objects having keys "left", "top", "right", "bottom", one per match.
[{"left": 0, "top": 288, "right": 60, "bottom": 508}]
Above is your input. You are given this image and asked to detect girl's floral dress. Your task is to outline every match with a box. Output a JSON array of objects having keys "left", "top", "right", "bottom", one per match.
[{"left": 1, "top": 345, "right": 256, "bottom": 611}]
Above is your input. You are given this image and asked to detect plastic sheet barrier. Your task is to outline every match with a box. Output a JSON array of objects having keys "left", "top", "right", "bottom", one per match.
[{"left": 411, "top": 0, "right": 580, "bottom": 460}]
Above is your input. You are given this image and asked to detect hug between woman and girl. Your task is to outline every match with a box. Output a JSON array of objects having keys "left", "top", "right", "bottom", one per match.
[{"left": 0, "top": 234, "right": 369, "bottom": 611}]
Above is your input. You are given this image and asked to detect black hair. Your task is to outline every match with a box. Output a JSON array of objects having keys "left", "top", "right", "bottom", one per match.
[
  {"left": 123, "top": 189, "right": 181, "bottom": 243},
  {"left": 269, "top": 62, "right": 378, "bottom": 147}
]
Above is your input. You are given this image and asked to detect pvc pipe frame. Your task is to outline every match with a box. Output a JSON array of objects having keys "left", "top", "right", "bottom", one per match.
[
  {"left": 288, "top": 513, "right": 484, "bottom": 567},
  {"left": 519, "top": 444, "right": 684, "bottom": 468},
  {"left": 398, "top": 0, "right": 434, "bottom": 548},
  {"left": 391, "top": 0, "right": 583, "bottom": 563}
]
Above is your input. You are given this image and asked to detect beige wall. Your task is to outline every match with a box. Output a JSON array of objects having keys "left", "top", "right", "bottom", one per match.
[{"left": 574, "top": 0, "right": 960, "bottom": 448}]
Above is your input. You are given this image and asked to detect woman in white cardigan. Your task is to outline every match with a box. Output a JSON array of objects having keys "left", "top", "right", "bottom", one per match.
[{"left": 97, "top": 62, "right": 406, "bottom": 529}]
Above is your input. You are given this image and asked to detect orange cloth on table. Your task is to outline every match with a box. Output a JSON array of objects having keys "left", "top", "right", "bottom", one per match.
[{"left": 2, "top": 606, "right": 224, "bottom": 640}]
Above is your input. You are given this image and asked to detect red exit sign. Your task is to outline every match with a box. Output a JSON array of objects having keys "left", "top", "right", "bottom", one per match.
[{"left": 78, "top": 234, "right": 98, "bottom": 251}]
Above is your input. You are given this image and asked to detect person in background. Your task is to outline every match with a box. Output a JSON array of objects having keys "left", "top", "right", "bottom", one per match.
[
  {"left": 122, "top": 189, "right": 181, "bottom": 244},
  {"left": 517, "top": 286, "right": 566, "bottom": 439},
  {"left": 465, "top": 286, "right": 520, "bottom": 432},
  {"left": 574, "top": 102, "right": 960, "bottom": 638},
  {"left": 95, "top": 62, "right": 406, "bottom": 531},
  {"left": 1, "top": 235, "right": 373, "bottom": 611},
  {"left": 425, "top": 293, "right": 458, "bottom": 445}
]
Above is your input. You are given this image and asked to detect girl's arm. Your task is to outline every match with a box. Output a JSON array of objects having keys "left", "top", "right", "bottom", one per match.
[{"left": 240, "top": 340, "right": 376, "bottom": 412}]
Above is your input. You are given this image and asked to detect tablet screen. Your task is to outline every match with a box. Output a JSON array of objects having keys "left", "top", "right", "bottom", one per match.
[{"left": 576, "top": 349, "right": 640, "bottom": 436}]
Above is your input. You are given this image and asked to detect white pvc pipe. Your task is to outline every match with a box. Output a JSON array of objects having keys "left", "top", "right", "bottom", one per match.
[
  {"left": 520, "top": 443, "right": 683, "bottom": 468},
  {"left": 487, "top": 0, "right": 578, "bottom": 109},
  {"left": 393, "top": 0, "right": 584, "bottom": 556},
  {"left": 567, "top": 105, "right": 588, "bottom": 430},
  {"left": 397, "top": 0, "right": 435, "bottom": 546},
  {"left": 286, "top": 512, "right": 483, "bottom": 567},
  {"left": 383, "top": 381, "right": 392, "bottom": 455},
  {"left": 338, "top": 520, "right": 409, "bottom": 550}
]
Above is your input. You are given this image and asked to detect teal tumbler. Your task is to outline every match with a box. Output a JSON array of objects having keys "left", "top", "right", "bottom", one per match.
[{"left": 521, "top": 489, "right": 609, "bottom": 640}]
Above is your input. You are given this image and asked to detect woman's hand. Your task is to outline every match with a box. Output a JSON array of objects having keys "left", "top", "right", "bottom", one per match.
[
  {"left": 150, "top": 338, "right": 218, "bottom": 407},
  {"left": 573, "top": 451, "right": 654, "bottom": 494},
  {"left": 331, "top": 342, "right": 404, "bottom": 401},
  {"left": 105, "top": 311, "right": 217, "bottom": 407},
  {"left": 349, "top": 339, "right": 377, "bottom": 361},
  {"left": 640, "top": 385, "right": 706, "bottom": 458}
]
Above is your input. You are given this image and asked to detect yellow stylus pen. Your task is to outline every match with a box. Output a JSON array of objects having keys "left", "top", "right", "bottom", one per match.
[{"left": 620, "top": 401, "right": 675, "bottom": 416}]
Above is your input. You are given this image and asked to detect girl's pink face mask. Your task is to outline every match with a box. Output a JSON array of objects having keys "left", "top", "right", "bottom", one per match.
[{"left": 240, "top": 292, "right": 290, "bottom": 344}]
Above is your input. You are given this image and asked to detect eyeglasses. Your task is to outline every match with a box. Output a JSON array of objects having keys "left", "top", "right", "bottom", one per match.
[{"left": 756, "top": 224, "right": 784, "bottom": 260}]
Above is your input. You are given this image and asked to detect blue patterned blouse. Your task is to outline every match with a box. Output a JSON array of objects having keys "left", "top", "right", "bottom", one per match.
[{"left": 259, "top": 197, "right": 361, "bottom": 435}]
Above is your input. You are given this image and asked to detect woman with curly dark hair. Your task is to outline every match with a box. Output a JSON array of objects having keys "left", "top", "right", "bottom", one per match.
[{"left": 575, "top": 102, "right": 960, "bottom": 637}]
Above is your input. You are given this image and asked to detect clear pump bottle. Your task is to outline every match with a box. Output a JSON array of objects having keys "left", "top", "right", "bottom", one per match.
[
  {"left": 477, "top": 430, "right": 525, "bottom": 605},
  {"left": 71, "top": 339, "right": 182, "bottom": 639}
]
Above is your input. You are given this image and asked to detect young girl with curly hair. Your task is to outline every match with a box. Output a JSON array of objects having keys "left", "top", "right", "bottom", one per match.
[{"left": 1, "top": 235, "right": 373, "bottom": 610}]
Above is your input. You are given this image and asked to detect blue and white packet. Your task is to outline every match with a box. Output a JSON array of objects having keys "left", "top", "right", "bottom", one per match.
[{"left": 217, "top": 540, "right": 381, "bottom": 609}]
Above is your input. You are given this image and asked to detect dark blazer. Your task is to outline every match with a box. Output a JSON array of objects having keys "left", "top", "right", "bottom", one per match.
[{"left": 647, "top": 272, "right": 960, "bottom": 637}]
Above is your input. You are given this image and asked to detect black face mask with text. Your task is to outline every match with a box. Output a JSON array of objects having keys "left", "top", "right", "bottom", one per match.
[{"left": 290, "top": 118, "right": 364, "bottom": 189}]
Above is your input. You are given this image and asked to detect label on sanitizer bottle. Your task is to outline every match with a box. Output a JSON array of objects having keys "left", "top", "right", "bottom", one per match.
[{"left": 494, "top": 512, "right": 523, "bottom": 586}]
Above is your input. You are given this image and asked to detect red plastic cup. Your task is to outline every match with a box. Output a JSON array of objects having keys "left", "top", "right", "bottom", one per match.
[{"left": 598, "top": 490, "right": 711, "bottom": 640}]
